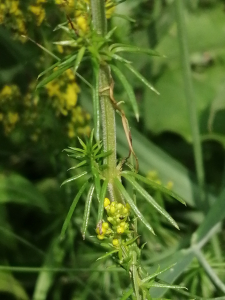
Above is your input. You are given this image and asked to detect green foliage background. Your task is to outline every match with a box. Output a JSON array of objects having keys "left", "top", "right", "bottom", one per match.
[{"left": 1, "top": 0, "right": 225, "bottom": 299}]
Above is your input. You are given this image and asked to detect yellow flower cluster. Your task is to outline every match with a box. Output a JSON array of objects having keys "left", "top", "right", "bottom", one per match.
[
  {"left": 96, "top": 198, "right": 131, "bottom": 246},
  {"left": 0, "top": 0, "right": 46, "bottom": 39},
  {"left": 45, "top": 68, "right": 90, "bottom": 138},
  {"left": 0, "top": 85, "right": 20, "bottom": 134},
  {"left": 55, "top": 0, "right": 115, "bottom": 36}
]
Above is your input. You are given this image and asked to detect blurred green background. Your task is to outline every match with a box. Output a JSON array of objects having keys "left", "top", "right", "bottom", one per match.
[{"left": 0, "top": 0, "right": 225, "bottom": 299}]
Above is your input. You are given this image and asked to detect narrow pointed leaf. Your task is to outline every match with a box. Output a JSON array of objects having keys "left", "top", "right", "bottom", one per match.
[
  {"left": 77, "top": 136, "right": 87, "bottom": 149},
  {"left": 97, "top": 179, "right": 109, "bottom": 223},
  {"left": 124, "top": 235, "right": 140, "bottom": 246},
  {"left": 68, "top": 160, "right": 87, "bottom": 171},
  {"left": 53, "top": 21, "right": 68, "bottom": 31},
  {"left": 112, "top": 13, "right": 136, "bottom": 22},
  {"left": 142, "top": 264, "right": 176, "bottom": 283},
  {"left": 60, "top": 181, "right": 89, "bottom": 239},
  {"left": 53, "top": 40, "right": 77, "bottom": 46},
  {"left": 145, "top": 282, "right": 186, "bottom": 289},
  {"left": 76, "top": 72, "right": 93, "bottom": 89},
  {"left": 110, "top": 64, "right": 139, "bottom": 121},
  {"left": 73, "top": 46, "right": 86, "bottom": 74},
  {"left": 38, "top": 61, "right": 61, "bottom": 79},
  {"left": 114, "top": 178, "right": 155, "bottom": 234},
  {"left": 36, "top": 64, "right": 73, "bottom": 89},
  {"left": 22, "top": 35, "right": 60, "bottom": 61},
  {"left": 122, "top": 171, "right": 186, "bottom": 205},
  {"left": 105, "top": 26, "right": 117, "bottom": 40},
  {"left": 110, "top": 44, "right": 161, "bottom": 57},
  {"left": 96, "top": 249, "right": 118, "bottom": 261},
  {"left": 112, "top": 54, "right": 132, "bottom": 64},
  {"left": 93, "top": 63, "right": 100, "bottom": 141},
  {"left": 66, "top": 147, "right": 85, "bottom": 153},
  {"left": 120, "top": 288, "right": 133, "bottom": 300},
  {"left": 61, "top": 171, "right": 88, "bottom": 186},
  {"left": 125, "top": 63, "right": 159, "bottom": 95},
  {"left": 82, "top": 184, "right": 95, "bottom": 240},
  {"left": 95, "top": 150, "right": 112, "bottom": 160},
  {"left": 123, "top": 175, "right": 179, "bottom": 230}
]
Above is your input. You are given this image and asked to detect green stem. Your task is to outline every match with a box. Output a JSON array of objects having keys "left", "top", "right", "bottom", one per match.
[
  {"left": 91, "top": 0, "right": 117, "bottom": 200},
  {"left": 175, "top": 0, "right": 205, "bottom": 205}
]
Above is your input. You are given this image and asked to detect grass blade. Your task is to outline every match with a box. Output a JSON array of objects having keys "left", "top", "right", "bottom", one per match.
[
  {"left": 123, "top": 175, "right": 180, "bottom": 230},
  {"left": 82, "top": 184, "right": 95, "bottom": 240},
  {"left": 125, "top": 63, "right": 159, "bottom": 95},
  {"left": 61, "top": 171, "right": 88, "bottom": 186},
  {"left": 114, "top": 178, "right": 155, "bottom": 235},
  {"left": 60, "top": 181, "right": 89, "bottom": 239},
  {"left": 110, "top": 64, "right": 139, "bottom": 121},
  {"left": 122, "top": 171, "right": 186, "bottom": 205},
  {"left": 97, "top": 179, "right": 109, "bottom": 223}
]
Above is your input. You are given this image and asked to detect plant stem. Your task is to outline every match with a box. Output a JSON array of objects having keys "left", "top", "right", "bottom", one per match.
[
  {"left": 175, "top": 0, "right": 205, "bottom": 206},
  {"left": 91, "top": 0, "right": 117, "bottom": 200}
]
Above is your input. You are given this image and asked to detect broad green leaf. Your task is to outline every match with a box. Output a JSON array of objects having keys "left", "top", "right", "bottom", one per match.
[
  {"left": 192, "top": 188, "right": 225, "bottom": 245},
  {"left": 0, "top": 173, "right": 48, "bottom": 211},
  {"left": 60, "top": 181, "right": 89, "bottom": 239},
  {"left": 36, "top": 63, "right": 73, "bottom": 89},
  {"left": 33, "top": 238, "right": 65, "bottom": 300},
  {"left": 122, "top": 171, "right": 186, "bottom": 205},
  {"left": 123, "top": 175, "right": 179, "bottom": 230},
  {"left": 110, "top": 64, "right": 139, "bottom": 120},
  {"left": 110, "top": 43, "right": 161, "bottom": 57},
  {"left": 61, "top": 171, "right": 88, "bottom": 186},
  {"left": 125, "top": 63, "right": 159, "bottom": 95},
  {"left": 97, "top": 179, "right": 109, "bottom": 223},
  {"left": 82, "top": 184, "right": 95, "bottom": 240},
  {"left": 0, "top": 271, "right": 29, "bottom": 300},
  {"left": 114, "top": 178, "right": 155, "bottom": 235},
  {"left": 73, "top": 46, "right": 86, "bottom": 74},
  {"left": 96, "top": 249, "right": 118, "bottom": 261}
]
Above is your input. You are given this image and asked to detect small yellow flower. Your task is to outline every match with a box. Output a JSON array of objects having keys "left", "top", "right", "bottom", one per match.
[
  {"left": 117, "top": 226, "right": 124, "bottom": 234},
  {"left": 97, "top": 234, "right": 104, "bottom": 240},
  {"left": 102, "top": 222, "right": 109, "bottom": 230},
  {"left": 112, "top": 239, "right": 119, "bottom": 246},
  {"left": 77, "top": 15, "right": 88, "bottom": 33},
  {"left": 104, "top": 198, "right": 110, "bottom": 208}
]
